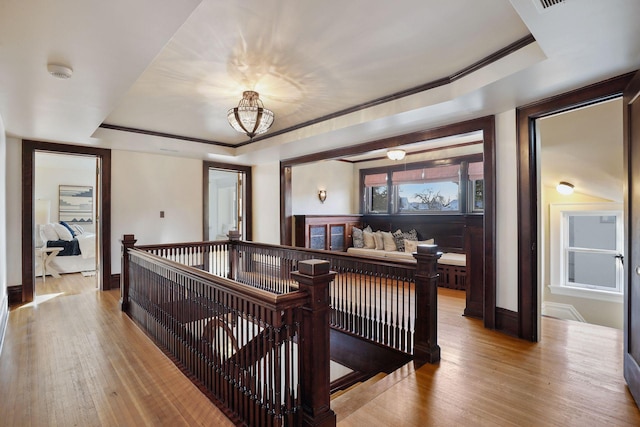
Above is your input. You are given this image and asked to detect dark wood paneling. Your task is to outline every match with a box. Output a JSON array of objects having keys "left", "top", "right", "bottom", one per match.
[
  {"left": 294, "top": 214, "right": 362, "bottom": 250},
  {"left": 516, "top": 72, "right": 635, "bottom": 341},
  {"left": 464, "top": 220, "right": 483, "bottom": 319},
  {"left": 7, "top": 285, "right": 22, "bottom": 306},
  {"left": 496, "top": 308, "right": 519, "bottom": 338},
  {"left": 21, "top": 140, "right": 112, "bottom": 302}
]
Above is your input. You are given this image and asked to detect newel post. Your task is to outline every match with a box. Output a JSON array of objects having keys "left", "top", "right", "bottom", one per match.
[
  {"left": 291, "top": 260, "right": 337, "bottom": 427},
  {"left": 227, "top": 230, "right": 241, "bottom": 281},
  {"left": 120, "top": 234, "right": 137, "bottom": 312},
  {"left": 413, "top": 244, "right": 442, "bottom": 364}
]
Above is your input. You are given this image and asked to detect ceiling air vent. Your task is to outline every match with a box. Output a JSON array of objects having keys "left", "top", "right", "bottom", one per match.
[{"left": 535, "top": 0, "right": 566, "bottom": 11}]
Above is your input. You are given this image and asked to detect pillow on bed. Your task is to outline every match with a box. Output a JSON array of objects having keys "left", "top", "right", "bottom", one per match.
[
  {"left": 381, "top": 231, "right": 397, "bottom": 251},
  {"left": 59, "top": 221, "right": 77, "bottom": 238},
  {"left": 404, "top": 238, "right": 435, "bottom": 253},
  {"left": 352, "top": 227, "right": 364, "bottom": 248},
  {"left": 42, "top": 223, "right": 59, "bottom": 242},
  {"left": 71, "top": 224, "right": 85, "bottom": 235},
  {"left": 53, "top": 222, "right": 74, "bottom": 241},
  {"left": 393, "top": 229, "right": 418, "bottom": 252}
]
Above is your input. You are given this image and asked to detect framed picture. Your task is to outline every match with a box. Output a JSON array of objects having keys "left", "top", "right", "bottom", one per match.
[{"left": 59, "top": 185, "right": 93, "bottom": 225}]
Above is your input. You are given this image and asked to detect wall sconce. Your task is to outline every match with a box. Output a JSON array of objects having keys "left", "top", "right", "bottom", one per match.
[
  {"left": 556, "top": 181, "right": 574, "bottom": 195},
  {"left": 318, "top": 189, "right": 327, "bottom": 203}
]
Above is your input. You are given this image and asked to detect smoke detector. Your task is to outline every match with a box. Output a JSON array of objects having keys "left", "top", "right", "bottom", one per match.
[{"left": 47, "top": 63, "right": 73, "bottom": 79}]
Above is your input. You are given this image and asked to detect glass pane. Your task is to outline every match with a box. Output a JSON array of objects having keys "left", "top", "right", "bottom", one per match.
[
  {"left": 330, "top": 225, "right": 345, "bottom": 251},
  {"left": 397, "top": 181, "right": 459, "bottom": 212},
  {"left": 309, "top": 226, "right": 326, "bottom": 250},
  {"left": 567, "top": 251, "right": 617, "bottom": 289},
  {"left": 472, "top": 179, "right": 484, "bottom": 211},
  {"left": 370, "top": 186, "right": 388, "bottom": 213},
  {"left": 568, "top": 215, "right": 616, "bottom": 250}
]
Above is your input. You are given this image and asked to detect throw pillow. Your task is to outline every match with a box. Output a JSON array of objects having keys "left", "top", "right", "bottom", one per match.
[
  {"left": 373, "top": 231, "right": 385, "bottom": 250},
  {"left": 59, "top": 221, "right": 77, "bottom": 237},
  {"left": 352, "top": 227, "right": 364, "bottom": 248},
  {"left": 42, "top": 223, "right": 59, "bottom": 241},
  {"left": 393, "top": 228, "right": 418, "bottom": 252},
  {"left": 362, "top": 230, "right": 376, "bottom": 249},
  {"left": 53, "top": 222, "right": 74, "bottom": 241},
  {"left": 381, "top": 231, "right": 397, "bottom": 251},
  {"left": 404, "top": 238, "right": 435, "bottom": 253}
]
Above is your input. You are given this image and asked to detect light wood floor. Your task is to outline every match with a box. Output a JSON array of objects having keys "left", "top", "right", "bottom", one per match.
[{"left": 1, "top": 276, "right": 639, "bottom": 426}]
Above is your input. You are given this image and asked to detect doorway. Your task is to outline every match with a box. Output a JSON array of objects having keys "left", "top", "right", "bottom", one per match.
[
  {"left": 537, "top": 99, "right": 624, "bottom": 329},
  {"left": 21, "top": 141, "right": 112, "bottom": 303},
  {"left": 203, "top": 161, "right": 252, "bottom": 241},
  {"left": 516, "top": 72, "right": 634, "bottom": 341}
]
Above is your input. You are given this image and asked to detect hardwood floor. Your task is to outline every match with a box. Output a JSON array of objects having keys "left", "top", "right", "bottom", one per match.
[
  {"left": 1, "top": 277, "right": 638, "bottom": 426},
  {"left": 0, "top": 274, "right": 233, "bottom": 427}
]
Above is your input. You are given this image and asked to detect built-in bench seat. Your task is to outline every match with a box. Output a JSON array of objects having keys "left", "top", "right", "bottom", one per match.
[{"left": 346, "top": 247, "right": 466, "bottom": 290}]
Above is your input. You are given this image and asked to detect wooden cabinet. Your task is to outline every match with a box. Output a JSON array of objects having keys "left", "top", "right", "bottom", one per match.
[{"left": 294, "top": 215, "right": 362, "bottom": 251}]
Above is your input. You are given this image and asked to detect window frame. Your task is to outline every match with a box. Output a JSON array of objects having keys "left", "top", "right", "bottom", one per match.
[
  {"left": 359, "top": 154, "right": 482, "bottom": 215},
  {"left": 549, "top": 203, "right": 623, "bottom": 302}
]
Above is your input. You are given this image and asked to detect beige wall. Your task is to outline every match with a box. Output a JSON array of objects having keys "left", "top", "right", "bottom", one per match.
[
  {"left": 111, "top": 151, "right": 203, "bottom": 273},
  {"left": 252, "top": 162, "right": 281, "bottom": 245},
  {"left": 292, "top": 161, "right": 356, "bottom": 215},
  {"left": 0, "top": 115, "right": 7, "bottom": 341}
]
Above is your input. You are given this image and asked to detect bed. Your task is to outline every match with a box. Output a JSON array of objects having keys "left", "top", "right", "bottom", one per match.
[{"left": 37, "top": 222, "right": 96, "bottom": 276}]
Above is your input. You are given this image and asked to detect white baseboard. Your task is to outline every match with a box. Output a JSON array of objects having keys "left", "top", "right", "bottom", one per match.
[
  {"left": 0, "top": 292, "right": 8, "bottom": 357},
  {"left": 542, "top": 301, "right": 586, "bottom": 323}
]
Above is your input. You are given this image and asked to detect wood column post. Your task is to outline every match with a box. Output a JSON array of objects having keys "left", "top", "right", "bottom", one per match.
[
  {"left": 291, "top": 260, "right": 337, "bottom": 427},
  {"left": 413, "top": 244, "right": 442, "bottom": 364},
  {"left": 227, "top": 230, "right": 241, "bottom": 280},
  {"left": 120, "top": 234, "right": 137, "bottom": 312}
]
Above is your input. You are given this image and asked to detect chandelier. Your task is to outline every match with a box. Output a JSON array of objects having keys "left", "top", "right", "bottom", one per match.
[
  {"left": 227, "top": 91, "right": 275, "bottom": 139},
  {"left": 386, "top": 149, "right": 406, "bottom": 161}
]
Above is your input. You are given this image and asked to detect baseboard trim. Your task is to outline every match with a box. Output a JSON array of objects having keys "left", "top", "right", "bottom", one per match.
[
  {"left": 542, "top": 301, "right": 586, "bottom": 323},
  {"left": 110, "top": 274, "right": 120, "bottom": 290},
  {"left": 0, "top": 292, "right": 9, "bottom": 356},
  {"left": 7, "top": 285, "right": 22, "bottom": 306},
  {"left": 495, "top": 307, "right": 519, "bottom": 337}
]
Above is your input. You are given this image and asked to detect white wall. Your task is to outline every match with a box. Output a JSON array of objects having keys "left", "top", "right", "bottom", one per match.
[
  {"left": 6, "top": 137, "right": 21, "bottom": 287},
  {"left": 111, "top": 150, "right": 203, "bottom": 273},
  {"left": 292, "top": 161, "right": 355, "bottom": 215},
  {"left": 495, "top": 110, "right": 519, "bottom": 311},
  {"left": 252, "top": 162, "right": 281, "bottom": 244},
  {"left": 0, "top": 116, "right": 7, "bottom": 349},
  {"left": 35, "top": 153, "right": 97, "bottom": 233}
]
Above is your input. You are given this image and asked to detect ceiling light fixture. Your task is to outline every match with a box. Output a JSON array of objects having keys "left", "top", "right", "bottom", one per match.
[
  {"left": 556, "top": 181, "right": 574, "bottom": 195},
  {"left": 227, "top": 91, "right": 274, "bottom": 139},
  {"left": 387, "top": 149, "right": 406, "bottom": 161},
  {"left": 47, "top": 63, "right": 73, "bottom": 79}
]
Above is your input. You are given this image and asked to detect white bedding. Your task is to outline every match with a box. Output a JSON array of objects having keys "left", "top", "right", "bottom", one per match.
[{"left": 76, "top": 233, "right": 96, "bottom": 259}]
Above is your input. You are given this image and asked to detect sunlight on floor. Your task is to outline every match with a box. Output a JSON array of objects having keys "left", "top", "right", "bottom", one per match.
[{"left": 18, "top": 292, "right": 65, "bottom": 309}]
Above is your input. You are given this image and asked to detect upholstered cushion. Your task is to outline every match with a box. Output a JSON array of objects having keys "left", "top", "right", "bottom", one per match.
[
  {"left": 393, "top": 229, "right": 418, "bottom": 252},
  {"left": 403, "top": 238, "right": 435, "bottom": 254},
  {"left": 381, "top": 231, "right": 397, "bottom": 252},
  {"left": 362, "top": 230, "right": 376, "bottom": 249},
  {"left": 352, "top": 227, "right": 364, "bottom": 248},
  {"left": 53, "top": 222, "right": 74, "bottom": 241},
  {"left": 373, "top": 231, "right": 385, "bottom": 250}
]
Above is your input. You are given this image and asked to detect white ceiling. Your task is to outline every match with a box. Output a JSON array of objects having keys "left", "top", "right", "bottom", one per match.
[{"left": 1, "top": 0, "right": 639, "bottom": 165}]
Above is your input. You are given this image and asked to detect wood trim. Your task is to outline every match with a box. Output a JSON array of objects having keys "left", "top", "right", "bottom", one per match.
[
  {"left": 281, "top": 115, "right": 497, "bottom": 330},
  {"left": 495, "top": 307, "right": 519, "bottom": 338},
  {"left": 203, "top": 161, "right": 253, "bottom": 241},
  {"left": 516, "top": 71, "right": 635, "bottom": 341},
  {"left": 98, "top": 36, "right": 535, "bottom": 150},
  {"left": 21, "top": 140, "right": 112, "bottom": 302},
  {"left": 110, "top": 274, "right": 121, "bottom": 291},
  {"left": 7, "top": 285, "right": 22, "bottom": 306},
  {"left": 348, "top": 141, "right": 482, "bottom": 164}
]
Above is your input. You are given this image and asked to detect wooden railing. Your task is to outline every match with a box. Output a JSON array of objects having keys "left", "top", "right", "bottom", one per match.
[
  {"left": 133, "top": 234, "right": 441, "bottom": 362},
  {"left": 121, "top": 235, "right": 337, "bottom": 427}
]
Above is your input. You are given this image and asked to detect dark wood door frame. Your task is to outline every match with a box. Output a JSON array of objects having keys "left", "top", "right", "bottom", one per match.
[
  {"left": 22, "top": 140, "right": 112, "bottom": 302},
  {"left": 516, "top": 72, "right": 635, "bottom": 341},
  {"left": 280, "top": 116, "right": 497, "bottom": 329}
]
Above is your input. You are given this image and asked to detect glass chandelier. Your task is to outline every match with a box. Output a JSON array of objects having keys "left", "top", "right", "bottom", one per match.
[{"left": 227, "top": 91, "right": 275, "bottom": 139}]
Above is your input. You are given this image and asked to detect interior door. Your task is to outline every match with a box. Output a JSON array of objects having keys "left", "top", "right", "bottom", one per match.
[{"left": 624, "top": 70, "right": 640, "bottom": 406}]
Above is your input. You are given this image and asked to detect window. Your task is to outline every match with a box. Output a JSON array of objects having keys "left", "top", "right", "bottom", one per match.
[
  {"left": 549, "top": 203, "right": 623, "bottom": 301},
  {"left": 361, "top": 156, "right": 482, "bottom": 215}
]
